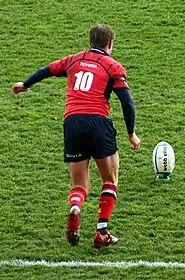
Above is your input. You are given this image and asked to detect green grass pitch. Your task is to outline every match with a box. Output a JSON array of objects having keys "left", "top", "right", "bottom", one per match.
[{"left": 1, "top": 0, "right": 185, "bottom": 279}]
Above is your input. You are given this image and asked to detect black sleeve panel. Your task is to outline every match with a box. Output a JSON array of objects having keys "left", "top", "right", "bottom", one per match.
[
  {"left": 114, "top": 87, "right": 135, "bottom": 135},
  {"left": 23, "top": 66, "right": 53, "bottom": 88}
]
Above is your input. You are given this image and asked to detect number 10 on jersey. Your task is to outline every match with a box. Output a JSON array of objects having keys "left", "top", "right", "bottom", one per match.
[{"left": 74, "top": 71, "right": 94, "bottom": 92}]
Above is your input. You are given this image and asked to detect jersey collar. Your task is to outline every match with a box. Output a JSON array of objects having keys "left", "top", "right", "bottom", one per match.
[{"left": 90, "top": 47, "right": 110, "bottom": 56}]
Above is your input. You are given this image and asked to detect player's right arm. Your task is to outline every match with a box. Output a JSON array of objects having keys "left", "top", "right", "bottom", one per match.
[
  {"left": 12, "top": 66, "right": 52, "bottom": 94},
  {"left": 12, "top": 56, "right": 72, "bottom": 94}
]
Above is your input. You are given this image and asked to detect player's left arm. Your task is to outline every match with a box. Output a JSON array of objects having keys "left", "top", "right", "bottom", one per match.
[
  {"left": 114, "top": 87, "right": 135, "bottom": 135},
  {"left": 12, "top": 56, "right": 72, "bottom": 94},
  {"left": 111, "top": 63, "right": 135, "bottom": 134},
  {"left": 111, "top": 63, "right": 140, "bottom": 149}
]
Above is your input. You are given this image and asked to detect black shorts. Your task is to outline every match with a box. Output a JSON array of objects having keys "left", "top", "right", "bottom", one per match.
[{"left": 63, "top": 114, "right": 118, "bottom": 162}]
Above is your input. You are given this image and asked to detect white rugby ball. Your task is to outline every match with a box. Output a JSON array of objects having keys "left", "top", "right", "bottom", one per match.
[{"left": 153, "top": 142, "right": 175, "bottom": 177}]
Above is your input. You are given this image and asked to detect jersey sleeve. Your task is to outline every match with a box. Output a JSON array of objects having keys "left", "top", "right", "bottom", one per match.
[
  {"left": 110, "top": 62, "right": 129, "bottom": 89},
  {"left": 49, "top": 55, "right": 73, "bottom": 77}
]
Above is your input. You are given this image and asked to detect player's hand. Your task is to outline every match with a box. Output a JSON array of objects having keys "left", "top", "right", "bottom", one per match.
[
  {"left": 12, "top": 82, "right": 28, "bottom": 94},
  {"left": 129, "top": 132, "right": 141, "bottom": 150}
]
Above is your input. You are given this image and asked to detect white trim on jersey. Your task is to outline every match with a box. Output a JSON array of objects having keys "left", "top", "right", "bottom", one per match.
[{"left": 91, "top": 48, "right": 105, "bottom": 54}]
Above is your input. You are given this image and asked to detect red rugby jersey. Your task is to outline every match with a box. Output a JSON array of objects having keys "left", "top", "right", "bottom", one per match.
[{"left": 49, "top": 48, "right": 129, "bottom": 118}]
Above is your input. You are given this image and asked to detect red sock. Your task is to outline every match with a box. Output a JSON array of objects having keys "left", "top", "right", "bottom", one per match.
[
  {"left": 98, "top": 184, "right": 117, "bottom": 221},
  {"left": 68, "top": 186, "right": 86, "bottom": 209}
]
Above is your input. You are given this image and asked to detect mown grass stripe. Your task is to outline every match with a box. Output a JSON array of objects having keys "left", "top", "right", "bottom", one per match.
[{"left": 1, "top": 260, "right": 185, "bottom": 268}]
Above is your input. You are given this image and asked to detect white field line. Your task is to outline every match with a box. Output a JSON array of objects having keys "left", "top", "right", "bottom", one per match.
[{"left": 1, "top": 260, "right": 185, "bottom": 268}]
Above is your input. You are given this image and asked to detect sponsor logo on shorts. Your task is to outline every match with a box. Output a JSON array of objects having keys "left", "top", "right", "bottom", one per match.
[{"left": 66, "top": 153, "right": 82, "bottom": 158}]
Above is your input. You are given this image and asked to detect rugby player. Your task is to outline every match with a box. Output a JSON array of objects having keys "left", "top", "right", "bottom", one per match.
[{"left": 12, "top": 24, "right": 141, "bottom": 248}]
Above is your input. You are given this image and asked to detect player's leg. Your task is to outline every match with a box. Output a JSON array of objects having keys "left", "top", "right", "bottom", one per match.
[
  {"left": 66, "top": 159, "right": 90, "bottom": 246},
  {"left": 94, "top": 152, "right": 119, "bottom": 248},
  {"left": 95, "top": 151, "right": 119, "bottom": 186},
  {"left": 68, "top": 159, "right": 90, "bottom": 215},
  {"left": 64, "top": 115, "right": 91, "bottom": 246},
  {"left": 90, "top": 116, "right": 119, "bottom": 248}
]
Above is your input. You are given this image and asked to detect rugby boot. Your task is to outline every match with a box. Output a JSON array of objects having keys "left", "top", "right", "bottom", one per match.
[
  {"left": 94, "top": 231, "right": 118, "bottom": 248},
  {"left": 66, "top": 210, "right": 80, "bottom": 246}
]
